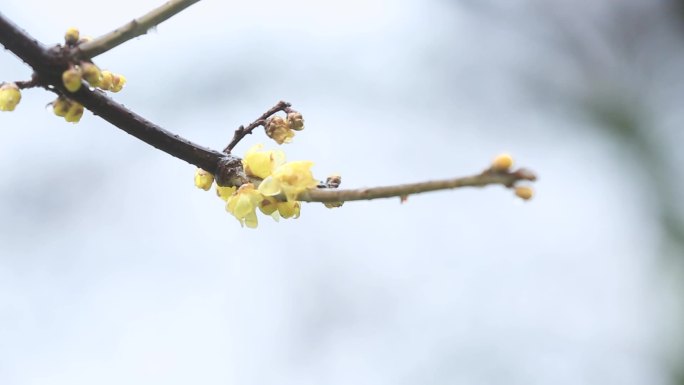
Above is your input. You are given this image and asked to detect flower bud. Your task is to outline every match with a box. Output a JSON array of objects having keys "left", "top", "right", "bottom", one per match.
[
  {"left": 491, "top": 153, "right": 513, "bottom": 171},
  {"left": 265, "top": 115, "right": 295, "bottom": 144},
  {"left": 81, "top": 62, "right": 102, "bottom": 87},
  {"left": 62, "top": 67, "right": 82, "bottom": 93},
  {"left": 64, "top": 27, "right": 80, "bottom": 45},
  {"left": 514, "top": 186, "right": 534, "bottom": 200},
  {"left": 52, "top": 96, "right": 71, "bottom": 117},
  {"left": 324, "top": 201, "right": 344, "bottom": 209},
  {"left": 287, "top": 111, "right": 304, "bottom": 131},
  {"left": 278, "top": 201, "right": 301, "bottom": 219},
  {"left": 64, "top": 102, "right": 84, "bottom": 123},
  {"left": 194, "top": 168, "right": 214, "bottom": 191},
  {"left": 326, "top": 174, "right": 342, "bottom": 189},
  {"left": 99, "top": 70, "right": 113, "bottom": 90},
  {"left": 0, "top": 83, "right": 21, "bottom": 112},
  {"left": 110, "top": 74, "right": 126, "bottom": 92}
]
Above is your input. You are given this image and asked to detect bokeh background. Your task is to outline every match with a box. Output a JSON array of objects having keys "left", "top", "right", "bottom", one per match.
[{"left": 1, "top": 0, "right": 683, "bottom": 384}]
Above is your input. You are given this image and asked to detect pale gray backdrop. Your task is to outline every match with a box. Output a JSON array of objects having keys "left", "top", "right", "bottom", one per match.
[{"left": 1, "top": 0, "right": 683, "bottom": 384}]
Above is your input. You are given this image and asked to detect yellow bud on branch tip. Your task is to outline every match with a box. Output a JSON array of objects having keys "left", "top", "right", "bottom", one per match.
[
  {"left": 492, "top": 153, "right": 514, "bottom": 171},
  {"left": 0, "top": 83, "right": 21, "bottom": 112},
  {"left": 515, "top": 186, "right": 534, "bottom": 201},
  {"left": 64, "top": 27, "right": 80, "bottom": 45}
]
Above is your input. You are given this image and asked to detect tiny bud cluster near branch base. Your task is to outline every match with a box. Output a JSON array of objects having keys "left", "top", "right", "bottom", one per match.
[{"left": 0, "top": 0, "right": 537, "bottom": 229}]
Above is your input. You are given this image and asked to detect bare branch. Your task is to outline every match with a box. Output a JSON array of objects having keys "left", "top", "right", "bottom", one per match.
[
  {"left": 299, "top": 169, "right": 537, "bottom": 203},
  {"left": 223, "top": 101, "right": 292, "bottom": 153},
  {"left": 77, "top": 0, "right": 201, "bottom": 59}
]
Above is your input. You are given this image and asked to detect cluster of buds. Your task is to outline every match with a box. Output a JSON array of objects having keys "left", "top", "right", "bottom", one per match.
[
  {"left": 194, "top": 144, "right": 319, "bottom": 228},
  {"left": 62, "top": 64, "right": 126, "bottom": 94},
  {"left": 52, "top": 27, "right": 127, "bottom": 123},
  {"left": 264, "top": 111, "right": 305, "bottom": 145},
  {"left": 0, "top": 83, "right": 21, "bottom": 112},
  {"left": 490, "top": 153, "right": 534, "bottom": 201},
  {"left": 52, "top": 96, "right": 84, "bottom": 123}
]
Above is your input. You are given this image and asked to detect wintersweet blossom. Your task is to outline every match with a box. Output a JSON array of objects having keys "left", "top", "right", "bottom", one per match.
[
  {"left": 226, "top": 183, "right": 263, "bottom": 228},
  {"left": 242, "top": 144, "right": 285, "bottom": 179},
  {"left": 258, "top": 161, "right": 318, "bottom": 201}
]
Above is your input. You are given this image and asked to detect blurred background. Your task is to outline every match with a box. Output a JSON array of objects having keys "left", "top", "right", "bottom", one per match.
[{"left": 1, "top": 0, "right": 682, "bottom": 384}]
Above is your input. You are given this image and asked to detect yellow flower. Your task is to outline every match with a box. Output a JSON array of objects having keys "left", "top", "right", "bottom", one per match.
[
  {"left": 265, "top": 116, "right": 295, "bottom": 144},
  {"left": 258, "top": 161, "right": 317, "bottom": 201},
  {"left": 242, "top": 144, "right": 286, "bottom": 179},
  {"left": 277, "top": 200, "right": 300, "bottom": 219},
  {"left": 194, "top": 168, "right": 214, "bottom": 191},
  {"left": 258, "top": 196, "right": 301, "bottom": 221},
  {"left": 226, "top": 183, "right": 262, "bottom": 228},
  {"left": 258, "top": 196, "right": 279, "bottom": 215},
  {"left": 216, "top": 185, "right": 237, "bottom": 201},
  {"left": 0, "top": 83, "right": 21, "bottom": 112},
  {"left": 62, "top": 67, "right": 82, "bottom": 93},
  {"left": 64, "top": 102, "right": 84, "bottom": 123}
]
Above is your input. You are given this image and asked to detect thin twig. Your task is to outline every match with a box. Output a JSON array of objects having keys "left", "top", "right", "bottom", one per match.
[
  {"left": 15, "top": 76, "right": 39, "bottom": 89},
  {"left": 223, "top": 100, "right": 291, "bottom": 153},
  {"left": 299, "top": 169, "right": 537, "bottom": 203},
  {"left": 77, "top": 0, "right": 201, "bottom": 59}
]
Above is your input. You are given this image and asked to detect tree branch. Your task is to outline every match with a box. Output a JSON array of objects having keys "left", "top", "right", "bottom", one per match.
[
  {"left": 0, "top": 11, "right": 227, "bottom": 174},
  {"left": 223, "top": 100, "right": 291, "bottom": 153},
  {"left": 0, "top": 10, "right": 538, "bottom": 204},
  {"left": 298, "top": 169, "right": 537, "bottom": 202},
  {"left": 77, "top": 0, "right": 201, "bottom": 59}
]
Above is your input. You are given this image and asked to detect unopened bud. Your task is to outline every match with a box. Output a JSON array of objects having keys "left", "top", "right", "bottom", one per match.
[
  {"left": 0, "top": 83, "right": 21, "bottom": 112},
  {"left": 52, "top": 96, "right": 71, "bottom": 117},
  {"left": 110, "top": 74, "right": 126, "bottom": 92},
  {"left": 81, "top": 62, "right": 102, "bottom": 87},
  {"left": 194, "top": 168, "right": 214, "bottom": 191},
  {"left": 64, "top": 102, "right": 84, "bottom": 123},
  {"left": 99, "top": 70, "right": 113, "bottom": 90},
  {"left": 62, "top": 67, "right": 82, "bottom": 93},
  {"left": 326, "top": 174, "right": 342, "bottom": 189},
  {"left": 491, "top": 153, "right": 514, "bottom": 171},
  {"left": 64, "top": 27, "right": 80, "bottom": 45},
  {"left": 287, "top": 111, "right": 304, "bottom": 131},
  {"left": 265, "top": 115, "right": 294, "bottom": 144},
  {"left": 514, "top": 186, "right": 534, "bottom": 201}
]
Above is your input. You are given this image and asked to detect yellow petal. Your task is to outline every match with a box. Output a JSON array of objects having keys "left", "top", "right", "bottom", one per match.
[{"left": 257, "top": 176, "right": 282, "bottom": 196}]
